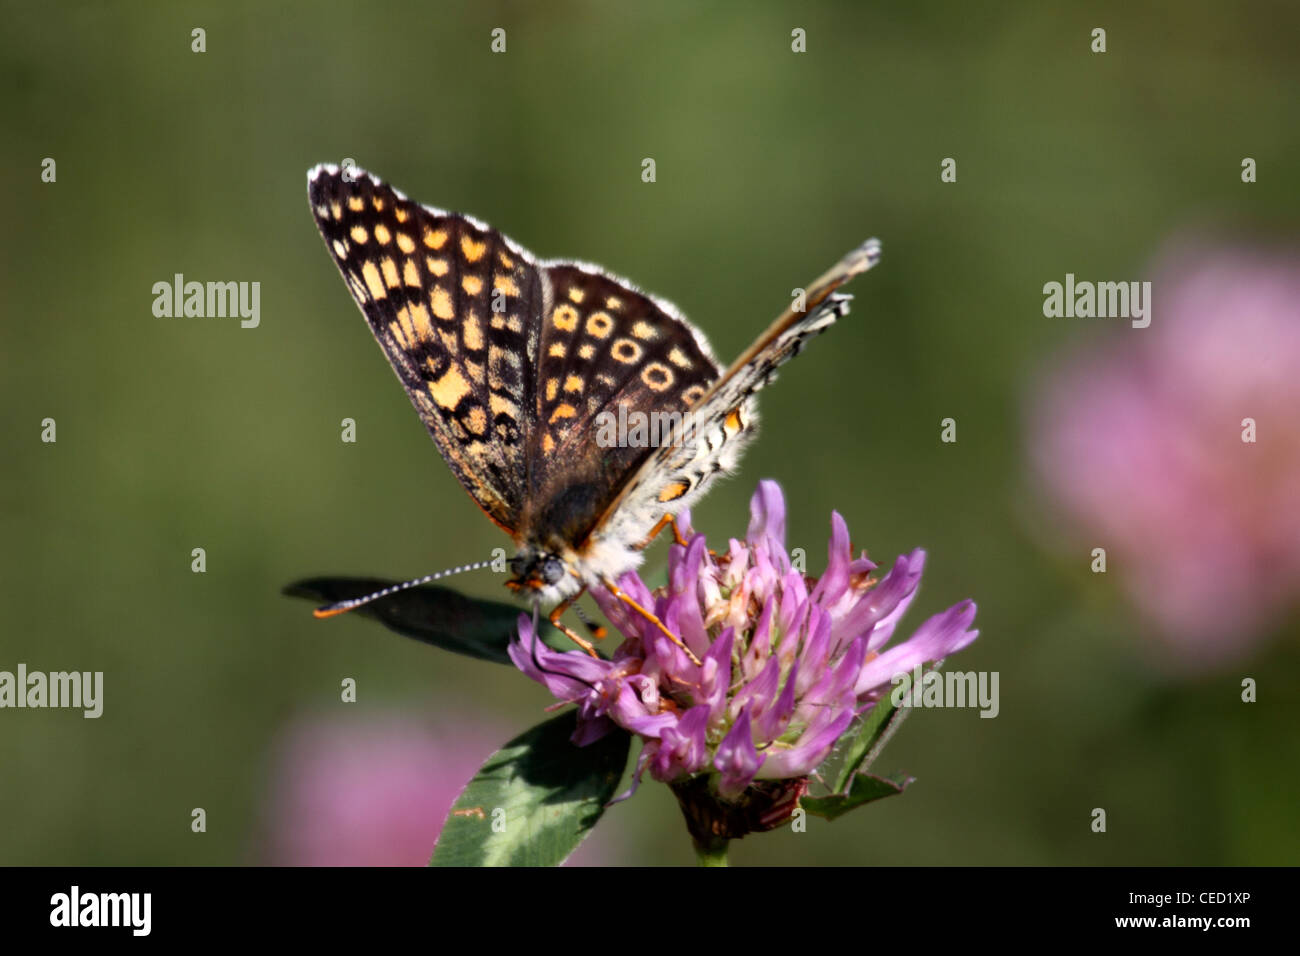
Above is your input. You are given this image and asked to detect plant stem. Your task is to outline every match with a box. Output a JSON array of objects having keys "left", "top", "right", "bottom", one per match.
[{"left": 694, "top": 836, "right": 730, "bottom": 867}]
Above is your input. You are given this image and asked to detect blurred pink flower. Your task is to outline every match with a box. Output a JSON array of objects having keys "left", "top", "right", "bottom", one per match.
[
  {"left": 261, "top": 710, "right": 609, "bottom": 866},
  {"left": 1029, "top": 239, "right": 1300, "bottom": 668}
]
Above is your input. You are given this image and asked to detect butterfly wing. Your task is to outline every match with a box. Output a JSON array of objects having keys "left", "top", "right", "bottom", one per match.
[
  {"left": 308, "top": 165, "right": 543, "bottom": 534},
  {"left": 520, "top": 263, "right": 720, "bottom": 547},
  {"left": 580, "top": 239, "right": 883, "bottom": 557}
]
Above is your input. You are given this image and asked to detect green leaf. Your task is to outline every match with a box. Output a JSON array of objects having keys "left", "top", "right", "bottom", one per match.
[
  {"left": 801, "top": 772, "right": 913, "bottom": 820},
  {"left": 832, "top": 662, "right": 941, "bottom": 792},
  {"left": 431, "top": 711, "right": 631, "bottom": 866},
  {"left": 283, "top": 577, "right": 580, "bottom": 664}
]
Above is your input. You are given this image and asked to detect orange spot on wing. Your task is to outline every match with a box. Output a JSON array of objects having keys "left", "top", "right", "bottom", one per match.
[
  {"left": 658, "top": 481, "right": 689, "bottom": 502},
  {"left": 361, "top": 261, "right": 386, "bottom": 300},
  {"left": 466, "top": 406, "right": 488, "bottom": 435},
  {"left": 429, "top": 366, "right": 471, "bottom": 409},
  {"left": 553, "top": 304, "right": 579, "bottom": 331},
  {"left": 464, "top": 312, "right": 484, "bottom": 350},
  {"left": 431, "top": 286, "right": 455, "bottom": 319},
  {"left": 381, "top": 257, "right": 400, "bottom": 288},
  {"left": 408, "top": 302, "right": 434, "bottom": 341}
]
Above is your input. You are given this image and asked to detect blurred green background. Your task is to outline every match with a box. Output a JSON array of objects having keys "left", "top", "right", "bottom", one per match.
[{"left": 3, "top": 0, "right": 1298, "bottom": 866}]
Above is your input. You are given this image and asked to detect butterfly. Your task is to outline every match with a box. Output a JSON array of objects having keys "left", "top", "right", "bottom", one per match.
[{"left": 307, "top": 164, "right": 880, "bottom": 660}]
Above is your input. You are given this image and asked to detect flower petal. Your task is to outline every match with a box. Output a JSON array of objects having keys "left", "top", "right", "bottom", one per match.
[
  {"left": 832, "top": 549, "right": 927, "bottom": 650},
  {"left": 730, "top": 653, "right": 781, "bottom": 726},
  {"left": 853, "top": 599, "right": 980, "bottom": 697},
  {"left": 650, "top": 704, "right": 711, "bottom": 780},
  {"left": 508, "top": 614, "right": 613, "bottom": 701},
  {"left": 760, "top": 708, "right": 855, "bottom": 779},
  {"left": 754, "top": 659, "right": 799, "bottom": 741},
  {"left": 699, "top": 627, "right": 736, "bottom": 722},
  {"left": 811, "top": 511, "right": 853, "bottom": 606},
  {"left": 794, "top": 606, "right": 833, "bottom": 698},
  {"left": 747, "top": 479, "right": 787, "bottom": 551},
  {"left": 714, "top": 705, "right": 766, "bottom": 798}
]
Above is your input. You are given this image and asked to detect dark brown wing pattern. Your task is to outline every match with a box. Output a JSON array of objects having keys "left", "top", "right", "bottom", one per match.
[{"left": 308, "top": 165, "right": 543, "bottom": 533}]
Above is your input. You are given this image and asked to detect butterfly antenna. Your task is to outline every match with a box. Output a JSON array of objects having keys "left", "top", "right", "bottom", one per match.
[
  {"left": 312, "top": 560, "right": 496, "bottom": 618},
  {"left": 530, "top": 597, "right": 544, "bottom": 671},
  {"left": 528, "top": 596, "right": 602, "bottom": 696},
  {"left": 571, "top": 603, "right": 608, "bottom": 639}
]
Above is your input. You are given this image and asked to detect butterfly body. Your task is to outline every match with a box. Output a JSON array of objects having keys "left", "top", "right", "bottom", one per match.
[{"left": 307, "top": 164, "right": 878, "bottom": 615}]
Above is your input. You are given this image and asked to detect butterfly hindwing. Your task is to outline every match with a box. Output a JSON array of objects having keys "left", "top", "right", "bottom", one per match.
[
  {"left": 517, "top": 263, "right": 721, "bottom": 545},
  {"left": 308, "top": 166, "right": 543, "bottom": 533},
  {"left": 582, "top": 240, "right": 882, "bottom": 557}
]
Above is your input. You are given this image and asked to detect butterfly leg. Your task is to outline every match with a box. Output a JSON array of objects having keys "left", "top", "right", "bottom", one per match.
[
  {"left": 599, "top": 576, "right": 703, "bottom": 667},
  {"left": 640, "top": 513, "right": 690, "bottom": 549},
  {"left": 548, "top": 596, "right": 602, "bottom": 659}
]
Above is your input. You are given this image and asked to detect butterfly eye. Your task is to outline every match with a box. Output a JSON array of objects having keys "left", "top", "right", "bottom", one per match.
[{"left": 541, "top": 557, "right": 564, "bottom": 584}]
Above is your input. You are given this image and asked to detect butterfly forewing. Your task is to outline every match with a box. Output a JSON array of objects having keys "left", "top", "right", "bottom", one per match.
[{"left": 308, "top": 166, "right": 543, "bottom": 533}]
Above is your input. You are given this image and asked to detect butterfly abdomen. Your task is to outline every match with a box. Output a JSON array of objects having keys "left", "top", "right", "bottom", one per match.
[{"left": 530, "top": 480, "right": 610, "bottom": 550}]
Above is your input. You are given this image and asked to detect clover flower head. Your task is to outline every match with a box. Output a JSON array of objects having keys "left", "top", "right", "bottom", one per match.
[{"left": 510, "top": 480, "right": 979, "bottom": 838}]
